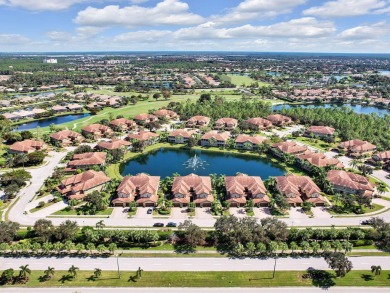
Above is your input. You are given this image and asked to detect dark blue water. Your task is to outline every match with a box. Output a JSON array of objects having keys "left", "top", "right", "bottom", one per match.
[
  {"left": 272, "top": 103, "right": 390, "bottom": 116},
  {"left": 121, "top": 148, "right": 285, "bottom": 178},
  {"left": 15, "top": 113, "right": 90, "bottom": 131}
]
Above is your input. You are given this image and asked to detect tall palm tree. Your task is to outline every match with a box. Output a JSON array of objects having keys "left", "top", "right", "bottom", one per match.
[
  {"left": 43, "top": 267, "right": 55, "bottom": 280},
  {"left": 93, "top": 268, "right": 102, "bottom": 279},
  {"left": 18, "top": 264, "right": 31, "bottom": 281},
  {"left": 68, "top": 265, "right": 79, "bottom": 279},
  {"left": 371, "top": 265, "right": 382, "bottom": 276}
]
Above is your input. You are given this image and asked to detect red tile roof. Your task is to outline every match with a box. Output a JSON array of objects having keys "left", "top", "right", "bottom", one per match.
[
  {"left": 172, "top": 174, "right": 213, "bottom": 204},
  {"left": 127, "top": 131, "right": 159, "bottom": 141},
  {"left": 307, "top": 126, "right": 335, "bottom": 135},
  {"left": 327, "top": 170, "right": 374, "bottom": 194},
  {"left": 297, "top": 151, "right": 344, "bottom": 168},
  {"left": 58, "top": 170, "right": 110, "bottom": 196},
  {"left": 68, "top": 152, "right": 106, "bottom": 167},
  {"left": 97, "top": 139, "right": 131, "bottom": 150},
  {"left": 169, "top": 129, "right": 197, "bottom": 138},
  {"left": 50, "top": 130, "right": 83, "bottom": 141},
  {"left": 272, "top": 141, "right": 308, "bottom": 155},
  {"left": 246, "top": 117, "right": 273, "bottom": 128},
  {"left": 9, "top": 139, "right": 46, "bottom": 153},
  {"left": 201, "top": 131, "right": 230, "bottom": 142},
  {"left": 276, "top": 174, "right": 322, "bottom": 200},
  {"left": 235, "top": 134, "right": 266, "bottom": 144}
]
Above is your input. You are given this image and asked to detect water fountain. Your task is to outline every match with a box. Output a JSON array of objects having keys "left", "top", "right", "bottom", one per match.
[{"left": 183, "top": 154, "right": 208, "bottom": 170}]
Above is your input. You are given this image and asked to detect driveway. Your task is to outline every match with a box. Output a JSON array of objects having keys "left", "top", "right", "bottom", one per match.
[
  {"left": 311, "top": 206, "right": 332, "bottom": 219},
  {"left": 170, "top": 207, "right": 188, "bottom": 220},
  {"left": 229, "top": 207, "right": 247, "bottom": 218},
  {"left": 110, "top": 207, "right": 129, "bottom": 219},
  {"left": 195, "top": 207, "right": 214, "bottom": 220},
  {"left": 253, "top": 207, "right": 271, "bottom": 219},
  {"left": 288, "top": 207, "right": 308, "bottom": 219},
  {"left": 134, "top": 207, "right": 153, "bottom": 219}
]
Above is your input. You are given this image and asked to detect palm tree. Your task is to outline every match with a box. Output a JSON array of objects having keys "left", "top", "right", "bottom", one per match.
[
  {"left": 371, "top": 265, "right": 382, "bottom": 276},
  {"left": 86, "top": 243, "right": 95, "bottom": 255},
  {"left": 68, "top": 265, "right": 79, "bottom": 279},
  {"left": 350, "top": 158, "right": 361, "bottom": 169},
  {"left": 43, "top": 267, "right": 55, "bottom": 280},
  {"left": 5, "top": 155, "right": 15, "bottom": 170},
  {"left": 18, "top": 264, "right": 31, "bottom": 282},
  {"left": 289, "top": 241, "right": 299, "bottom": 254},
  {"left": 93, "top": 268, "right": 102, "bottom": 279}
]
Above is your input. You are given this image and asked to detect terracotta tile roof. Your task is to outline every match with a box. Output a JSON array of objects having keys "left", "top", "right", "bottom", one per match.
[
  {"left": 50, "top": 130, "right": 83, "bottom": 141},
  {"left": 169, "top": 129, "right": 197, "bottom": 138},
  {"left": 68, "top": 152, "right": 106, "bottom": 167},
  {"left": 275, "top": 174, "right": 321, "bottom": 198},
  {"left": 153, "top": 109, "right": 179, "bottom": 119},
  {"left": 215, "top": 117, "right": 238, "bottom": 127},
  {"left": 235, "top": 134, "right": 266, "bottom": 144},
  {"left": 58, "top": 170, "right": 110, "bottom": 195},
  {"left": 9, "top": 139, "right": 46, "bottom": 153},
  {"left": 52, "top": 105, "right": 67, "bottom": 111},
  {"left": 246, "top": 117, "right": 273, "bottom": 128},
  {"left": 327, "top": 170, "right": 374, "bottom": 193},
  {"left": 134, "top": 113, "right": 157, "bottom": 121},
  {"left": 272, "top": 141, "right": 308, "bottom": 155},
  {"left": 201, "top": 131, "right": 230, "bottom": 142},
  {"left": 109, "top": 118, "right": 136, "bottom": 127},
  {"left": 297, "top": 151, "right": 344, "bottom": 168},
  {"left": 117, "top": 173, "right": 160, "bottom": 198},
  {"left": 339, "top": 140, "right": 376, "bottom": 152},
  {"left": 307, "top": 126, "right": 335, "bottom": 135},
  {"left": 82, "top": 124, "right": 112, "bottom": 134},
  {"left": 172, "top": 174, "right": 213, "bottom": 204},
  {"left": 266, "top": 114, "right": 292, "bottom": 124},
  {"left": 186, "top": 116, "right": 210, "bottom": 125},
  {"left": 373, "top": 151, "right": 390, "bottom": 161},
  {"left": 225, "top": 174, "right": 268, "bottom": 202},
  {"left": 127, "top": 131, "right": 159, "bottom": 141},
  {"left": 97, "top": 139, "right": 131, "bottom": 150}
]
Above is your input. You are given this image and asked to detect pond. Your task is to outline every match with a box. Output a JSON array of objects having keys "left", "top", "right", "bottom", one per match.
[
  {"left": 15, "top": 113, "right": 91, "bottom": 131},
  {"left": 272, "top": 103, "right": 390, "bottom": 116},
  {"left": 121, "top": 148, "right": 285, "bottom": 178}
]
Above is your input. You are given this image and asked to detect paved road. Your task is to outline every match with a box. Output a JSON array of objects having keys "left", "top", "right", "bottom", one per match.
[
  {"left": 1, "top": 288, "right": 389, "bottom": 293},
  {"left": 1, "top": 256, "right": 389, "bottom": 271}
]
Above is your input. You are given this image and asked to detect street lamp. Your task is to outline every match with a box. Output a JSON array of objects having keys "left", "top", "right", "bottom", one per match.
[{"left": 272, "top": 255, "right": 278, "bottom": 279}]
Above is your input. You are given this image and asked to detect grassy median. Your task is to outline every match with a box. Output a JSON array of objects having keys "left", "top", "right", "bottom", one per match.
[{"left": 1, "top": 270, "right": 389, "bottom": 287}]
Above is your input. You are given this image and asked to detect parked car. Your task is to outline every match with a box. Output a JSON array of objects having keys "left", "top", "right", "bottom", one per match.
[
  {"left": 166, "top": 222, "right": 177, "bottom": 227},
  {"left": 153, "top": 223, "right": 164, "bottom": 227},
  {"left": 147, "top": 208, "right": 153, "bottom": 214}
]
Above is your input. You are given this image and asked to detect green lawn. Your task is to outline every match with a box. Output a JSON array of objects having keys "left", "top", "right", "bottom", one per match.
[
  {"left": 52, "top": 207, "right": 113, "bottom": 216},
  {"left": 329, "top": 203, "right": 385, "bottom": 216},
  {"left": 220, "top": 74, "right": 270, "bottom": 87},
  {"left": 293, "top": 137, "right": 334, "bottom": 151},
  {"left": 1, "top": 270, "right": 389, "bottom": 288},
  {"left": 29, "top": 200, "right": 57, "bottom": 213}
]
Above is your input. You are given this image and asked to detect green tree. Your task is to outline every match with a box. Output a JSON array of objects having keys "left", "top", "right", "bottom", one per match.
[
  {"left": 93, "top": 268, "right": 102, "bottom": 280},
  {"left": 18, "top": 264, "right": 31, "bottom": 282},
  {"left": 324, "top": 252, "right": 353, "bottom": 278},
  {"left": 68, "top": 265, "right": 79, "bottom": 279},
  {"left": 371, "top": 265, "right": 382, "bottom": 276},
  {"left": 43, "top": 267, "right": 55, "bottom": 281}
]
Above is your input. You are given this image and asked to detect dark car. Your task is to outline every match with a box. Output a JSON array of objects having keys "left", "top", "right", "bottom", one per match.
[
  {"left": 147, "top": 208, "right": 153, "bottom": 214},
  {"left": 153, "top": 223, "right": 164, "bottom": 227},
  {"left": 166, "top": 222, "right": 177, "bottom": 227}
]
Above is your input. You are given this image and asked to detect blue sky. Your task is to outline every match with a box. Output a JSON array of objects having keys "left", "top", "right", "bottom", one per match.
[{"left": 0, "top": 0, "right": 389, "bottom": 52}]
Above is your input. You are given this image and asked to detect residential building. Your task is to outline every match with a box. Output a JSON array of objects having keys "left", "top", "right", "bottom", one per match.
[
  {"left": 96, "top": 139, "right": 132, "bottom": 151},
  {"left": 113, "top": 173, "right": 160, "bottom": 207},
  {"left": 8, "top": 139, "right": 47, "bottom": 154},
  {"left": 235, "top": 134, "right": 266, "bottom": 150},
  {"left": 168, "top": 129, "right": 197, "bottom": 144},
  {"left": 338, "top": 139, "right": 376, "bottom": 157},
  {"left": 50, "top": 130, "right": 84, "bottom": 146},
  {"left": 296, "top": 151, "right": 343, "bottom": 170},
  {"left": 126, "top": 131, "right": 159, "bottom": 146},
  {"left": 66, "top": 152, "right": 106, "bottom": 171},
  {"left": 275, "top": 174, "right": 325, "bottom": 206},
  {"left": 56, "top": 170, "right": 111, "bottom": 200},
  {"left": 186, "top": 115, "right": 211, "bottom": 128},
  {"left": 134, "top": 113, "right": 158, "bottom": 125},
  {"left": 266, "top": 114, "right": 292, "bottom": 126},
  {"left": 82, "top": 124, "right": 113, "bottom": 139},
  {"left": 172, "top": 174, "right": 213, "bottom": 207},
  {"left": 327, "top": 170, "right": 374, "bottom": 197},
  {"left": 200, "top": 131, "right": 230, "bottom": 147},
  {"left": 52, "top": 105, "right": 67, "bottom": 113},
  {"left": 245, "top": 117, "right": 273, "bottom": 130},
  {"left": 225, "top": 173, "right": 269, "bottom": 207},
  {"left": 214, "top": 118, "right": 238, "bottom": 131},
  {"left": 109, "top": 118, "right": 136, "bottom": 132},
  {"left": 306, "top": 126, "right": 335, "bottom": 138},
  {"left": 67, "top": 103, "right": 83, "bottom": 111},
  {"left": 271, "top": 141, "right": 308, "bottom": 157},
  {"left": 153, "top": 109, "right": 179, "bottom": 120}
]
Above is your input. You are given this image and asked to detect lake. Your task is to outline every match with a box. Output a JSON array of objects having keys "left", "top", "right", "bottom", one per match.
[
  {"left": 15, "top": 113, "right": 91, "bottom": 131},
  {"left": 121, "top": 148, "right": 285, "bottom": 178},
  {"left": 272, "top": 103, "right": 390, "bottom": 116}
]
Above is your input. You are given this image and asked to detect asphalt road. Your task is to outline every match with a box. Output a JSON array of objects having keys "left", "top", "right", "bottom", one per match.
[
  {"left": 0, "top": 256, "right": 389, "bottom": 271},
  {"left": 1, "top": 288, "right": 390, "bottom": 293}
]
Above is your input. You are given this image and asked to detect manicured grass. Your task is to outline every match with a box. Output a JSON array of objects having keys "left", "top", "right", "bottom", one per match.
[
  {"left": 29, "top": 200, "right": 57, "bottom": 213},
  {"left": 220, "top": 74, "right": 270, "bottom": 87},
  {"left": 52, "top": 207, "right": 113, "bottom": 216},
  {"left": 153, "top": 209, "right": 171, "bottom": 217},
  {"left": 1, "top": 270, "right": 390, "bottom": 288},
  {"left": 329, "top": 203, "right": 385, "bottom": 216},
  {"left": 128, "top": 208, "right": 137, "bottom": 217},
  {"left": 293, "top": 137, "right": 333, "bottom": 151}
]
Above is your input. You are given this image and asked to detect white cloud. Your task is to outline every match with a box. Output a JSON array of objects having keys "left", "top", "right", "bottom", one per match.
[
  {"left": 174, "top": 17, "right": 335, "bottom": 40},
  {"left": 211, "top": 0, "right": 307, "bottom": 25},
  {"left": 0, "top": 33, "right": 30, "bottom": 44},
  {"left": 338, "top": 22, "right": 390, "bottom": 39},
  {"left": 0, "top": 0, "right": 88, "bottom": 11},
  {"left": 114, "top": 30, "right": 172, "bottom": 43},
  {"left": 303, "top": 0, "right": 390, "bottom": 17},
  {"left": 74, "top": 0, "right": 205, "bottom": 27},
  {"left": 46, "top": 31, "right": 73, "bottom": 41}
]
